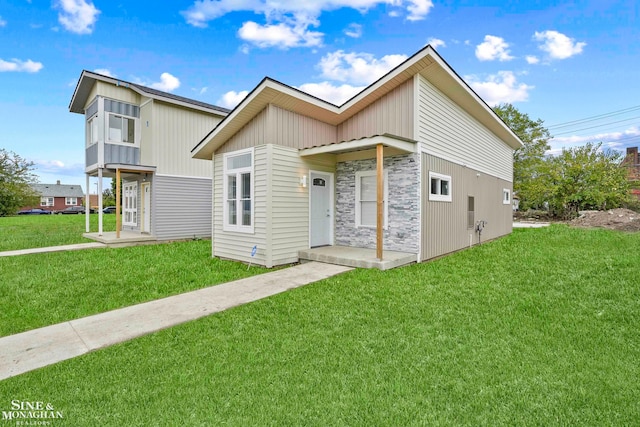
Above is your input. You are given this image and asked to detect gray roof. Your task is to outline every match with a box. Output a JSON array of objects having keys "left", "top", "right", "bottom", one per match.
[
  {"left": 69, "top": 70, "right": 231, "bottom": 116},
  {"left": 33, "top": 183, "right": 84, "bottom": 198}
]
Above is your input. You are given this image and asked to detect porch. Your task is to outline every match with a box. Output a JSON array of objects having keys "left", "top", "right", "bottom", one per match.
[
  {"left": 298, "top": 246, "right": 416, "bottom": 270},
  {"left": 83, "top": 231, "right": 157, "bottom": 248}
]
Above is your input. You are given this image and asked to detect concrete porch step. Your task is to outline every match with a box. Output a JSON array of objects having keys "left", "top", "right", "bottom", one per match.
[{"left": 299, "top": 245, "right": 416, "bottom": 270}]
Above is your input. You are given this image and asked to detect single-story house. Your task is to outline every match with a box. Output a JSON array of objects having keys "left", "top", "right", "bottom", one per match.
[
  {"left": 192, "top": 45, "right": 523, "bottom": 268},
  {"left": 69, "top": 70, "right": 229, "bottom": 241},
  {"left": 22, "top": 181, "right": 84, "bottom": 212}
]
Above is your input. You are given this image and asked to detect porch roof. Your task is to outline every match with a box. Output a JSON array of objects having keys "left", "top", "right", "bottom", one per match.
[
  {"left": 86, "top": 163, "right": 156, "bottom": 178},
  {"left": 299, "top": 134, "right": 417, "bottom": 157}
]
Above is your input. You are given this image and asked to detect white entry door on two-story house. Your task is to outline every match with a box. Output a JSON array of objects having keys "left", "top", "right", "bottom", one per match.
[{"left": 309, "top": 171, "right": 334, "bottom": 247}]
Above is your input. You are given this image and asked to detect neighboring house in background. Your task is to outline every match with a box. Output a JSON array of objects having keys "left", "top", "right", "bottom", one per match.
[
  {"left": 622, "top": 147, "right": 640, "bottom": 200},
  {"left": 21, "top": 181, "right": 84, "bottom": 213},
  {"left": 69, "top": 71, "right": 229, "bottom": 240},
  {"left": 192, "top": 45, "right": 523, "bottom": 268}
]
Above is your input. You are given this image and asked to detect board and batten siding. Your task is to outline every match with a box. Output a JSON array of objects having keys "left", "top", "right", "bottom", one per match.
[
  {"left": 93, "top": 81, "right": 140, "bottom": 106},
  {"left": 218, "top": 105, "right": 337, "bottom": 154},
  {"left": 153, "top": 174, "right": 212, "bottom": 240},
  {"left": 417, "top": 74, "right": 513, "bottom": 182},
  {"left": 212, "top": 145, "right": 268, "bottom": 266},
  {"left": 337, "top": 78, "right": 414, "bottom": 142},
  {"left": 421, "top": 154, "right": 512, "bottom": 261},
  {"left": 146, "top": 101, "right": 223, "bottom": 177}
]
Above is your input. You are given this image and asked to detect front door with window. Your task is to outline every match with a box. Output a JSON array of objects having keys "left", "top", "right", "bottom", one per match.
[{"left": 310, "top": 171, "right": 333, "bottom": 247}]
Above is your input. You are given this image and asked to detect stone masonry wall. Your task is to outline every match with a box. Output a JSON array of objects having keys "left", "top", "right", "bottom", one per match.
[{"left": 335, "top": 153, "right": 419, "bottom": 253}]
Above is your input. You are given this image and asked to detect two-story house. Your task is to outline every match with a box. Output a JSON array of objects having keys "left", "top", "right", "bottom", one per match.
[{"left": 69, "top": 71, "right": 229, "bottom": 241}]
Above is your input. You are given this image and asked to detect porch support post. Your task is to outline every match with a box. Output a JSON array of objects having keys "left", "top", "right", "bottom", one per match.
[
  {"left": 85, "top": 174, "right": 90, "bottom": 233},
  {"left": 376, "top": 143, "right": 384, "bottom": 260},
  {"left": 116, "top": 168, "right": 121, "bottom": 239},
  {"left": 97, "top": 167, "right": 103, "bottom": 236}
]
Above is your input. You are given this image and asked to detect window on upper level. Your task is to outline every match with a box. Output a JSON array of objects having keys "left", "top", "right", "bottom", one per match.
[{"left": 108, "top": 114, "right": 135, "bottom": 144}]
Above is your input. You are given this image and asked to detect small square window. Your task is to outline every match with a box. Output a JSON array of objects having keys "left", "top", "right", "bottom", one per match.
[
  {"left": 503, "top": 189, "right": 511, "bottom": 205},
  {"left": 429, "top": 172, "right": 452, "bottom": 202}
]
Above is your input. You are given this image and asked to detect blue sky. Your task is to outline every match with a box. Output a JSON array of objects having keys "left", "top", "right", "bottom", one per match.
[{"left": 1, "top": 0, "right": 639, "bottom": 191}]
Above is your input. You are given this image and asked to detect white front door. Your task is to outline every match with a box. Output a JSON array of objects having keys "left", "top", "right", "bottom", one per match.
[
  {"left": 141, "top": 182, "right": 151, "bottom": 233},
  {"left": 310, "top": 171, "right": 333, "bottom": 247}
]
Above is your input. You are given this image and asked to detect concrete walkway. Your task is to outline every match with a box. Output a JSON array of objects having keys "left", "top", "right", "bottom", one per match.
[
  {"left": 0, "top": 242, "right": 106, "bottom": 257},
  {"left": 0, "top": 262, "right": 352, "bottom": 381},
  {"left": 513, "top": 222, "right": 551, "bottom": 228}
]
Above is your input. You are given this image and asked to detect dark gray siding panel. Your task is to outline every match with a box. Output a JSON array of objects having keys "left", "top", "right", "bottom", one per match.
[
  {"left": 153, "top": 175, "right": 212, "bottom": 240},
  {"left": 104, "top": 143, "right": 139, "bottom": 165},
  {"left": 86, "top": 144, "right": 98, "bottom": 166},
  {"left": 421, "top": 153, "right": 512, "bottom": 261}
]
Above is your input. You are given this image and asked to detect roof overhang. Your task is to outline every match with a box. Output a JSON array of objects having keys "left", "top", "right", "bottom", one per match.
[
  {"left": 300, "top": 134, "right": 417, "bottom": 157},
  {"left": 86, "top": 164, "right": 157, "bottom": 177},
  {"left": 191, "top": 45, "right": 524, "bottom": 160},
  {"left": 69, "top": 71, "right": 229, "bottom": 116}
]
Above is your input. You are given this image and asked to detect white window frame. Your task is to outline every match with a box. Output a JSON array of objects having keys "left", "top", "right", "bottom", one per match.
[
  {"left": 106, "top": 113, "right": 138, "bottom": 146},
  {"left": 65, "top": 197, "right": 78, "bottom": 206},
  {"left": 86, "top": 115, "right": 99, "bottom": 147},
  {"left": 123, "top": 182, "right": 138, "bottom": 227},
  {"left": 429, "top": 171, "right": 452, "bottom": 202},
  {"left": 503, "top": 188, "right": 511, "bottom": 205},
  {"left": 40, "top": 197, "right": 54, "bottom": 207},
  {"left": 355, "top": 170, "right": 389, "bottom": 229},
  {"left": 223, "top": 148, "right": 254, "bottom": 233}
]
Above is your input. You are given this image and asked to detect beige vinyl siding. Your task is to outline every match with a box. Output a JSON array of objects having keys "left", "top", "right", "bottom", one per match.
[
  {"left": 139, "top": 98, "right": 154, "bottom": 166},
  {"left": 421, "top": 154, "right": 512, "bottom": 261},
  {"left": 218, "top": 104, "right": 337, "bottom": 154},
  {"left": 95, "top": 81, "right": 140, "bottom": 105},
  {"left": 84, "top": 84, "right": 99, "bottom": 110},
  {"left": 418, "top": 75, "right": 513, "bottom": 182},
  {"left": 212, "top": 146, "right": 268, "bottom": 266},
  {"left": 337, "top": 78, "right": 414, "bottom": 142},
  {"left": 150, "top": 101, "right": 223, "bottom": 177}
]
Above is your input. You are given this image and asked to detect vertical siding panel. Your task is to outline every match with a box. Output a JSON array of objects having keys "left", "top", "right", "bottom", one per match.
[{"left": 421, "top": 153, "right": 513, "bottom": 260}]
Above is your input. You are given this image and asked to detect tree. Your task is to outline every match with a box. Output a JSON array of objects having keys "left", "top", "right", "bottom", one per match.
[
  {"left": 0, "top": 149, "right": 39, "bottom": 216},
  {"left": 545, "top": 143, "right": 630, "bottom": 218},
  {"left": 493, "top": 103, "right": 552, "bottom": 210}
]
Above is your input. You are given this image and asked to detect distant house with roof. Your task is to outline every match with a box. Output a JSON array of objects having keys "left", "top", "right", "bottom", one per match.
[
  {"left": 23, "top": 180, "right": 85, "bottom": 212},
  {"left": 622, "top": 147, "right": 640, "bottom": 200}
]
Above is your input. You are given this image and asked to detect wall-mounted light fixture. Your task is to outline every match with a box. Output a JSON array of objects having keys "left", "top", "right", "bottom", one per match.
[{"left": 300, "top": 175, "right": 307, "bottom": 188}]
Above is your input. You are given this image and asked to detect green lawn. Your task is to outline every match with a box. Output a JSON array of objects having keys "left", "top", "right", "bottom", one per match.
[
  {"left": 1, "top": 225, "right": 639, "bottom": 425},
  {"left": 0, "top": 239, "right": 266, "bottom": 337},
  {"left": 0, "top": 214, "right": 116, "bottom": 251}
]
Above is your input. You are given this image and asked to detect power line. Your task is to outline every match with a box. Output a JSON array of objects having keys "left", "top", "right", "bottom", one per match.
[
  {"left": 552, "top": 116, "right": 640, "bottom": 136},
  {"left": 547, "top": 104, "right": 640, "bottom": 129}
]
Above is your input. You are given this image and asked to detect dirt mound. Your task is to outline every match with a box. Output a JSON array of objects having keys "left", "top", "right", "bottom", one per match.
[{"left": 570, "top": 208, "right": 640, "bottom": 232}]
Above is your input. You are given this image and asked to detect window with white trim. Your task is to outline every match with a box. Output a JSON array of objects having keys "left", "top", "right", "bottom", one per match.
[
  {"left": 108, "top": 114, "right": 135, "bottom": 144},
  {"left": 355, "top": 170, "right": 388, "bottom": 228},
  {"left": 65, "top": 197, "right": 78, "bottom": 206},
  {"left": 223, "top": 149, "right": 253, "bottom": 233},
  {"left": 123, "top": 182, "right": 138, "bottom": 226},
  {"left": 40, "top": 197, "right": 54, "bottom": 207},
  {"left": 503, "top": 189, "right": 511, "bottom": 205},
  {"left": 429, "top": 172, "right": 452, "bottom": 202},
  {"left": 86, "top": 116, "right": 98, "bottom": 147}
]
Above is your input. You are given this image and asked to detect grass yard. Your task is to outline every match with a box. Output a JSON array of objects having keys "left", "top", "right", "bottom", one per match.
[
  {"left": 0, "top": 240, "right": 267, "bottom": 336},
  {"left": 1, "top": 225, "right": 640, "bottom": 425},
  {"left": 0, "top": 214, "right": 116, "bottom": 251}
]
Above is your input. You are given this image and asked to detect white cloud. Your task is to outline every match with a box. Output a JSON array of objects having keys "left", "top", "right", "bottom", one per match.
[
  {"left": 525, "top": 55, "right": 539, "bottom": 64},
  {"left": 475, "top": 35, "right": 514, "bottom": 62},
  {"left": 238, "top": 20, "right": 323, "bottom": 48},
  {"left": 35, "top": 160, "right": 84, "bottom": 177},
  {"left": 0, "top": 58, "right": 43, "bottom": 73},
  {"left": 217, "top": 90, "right": 250, "bottom": 109},
  {"left": 149, "top": 73, "right": 181, "bottom": 92},
  {"left": 549, "top": 126, "right": 640, "bottom": 154},
  {"left": 54, "top": 0, "right": 100, "bottom": 35},
  {"left": 344, "top": 23, "right": 363, "bottom": 38},
  {"left": 533, "top": 30, "right": 586, "bottom": 60},
  {"left": 318, "top": 50, "right": 407, "bottom": 86},
  {"left": 181, "top": 1, "right": 433, "bottom": 48},
  {"left": 94, "top": 68, "right": 115, "bottom": 77},
  {"left": 0, "top": 16, "right": 7, "bottom": 27},
  {"left": 427, "top": 37, "right": 446, "bottom": 49},
  {"left": 297, "top": 81, "right": 364, "bottom": 105},
  {"left": 466, "top": 71, "right": 533, "bottom": 106}
]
